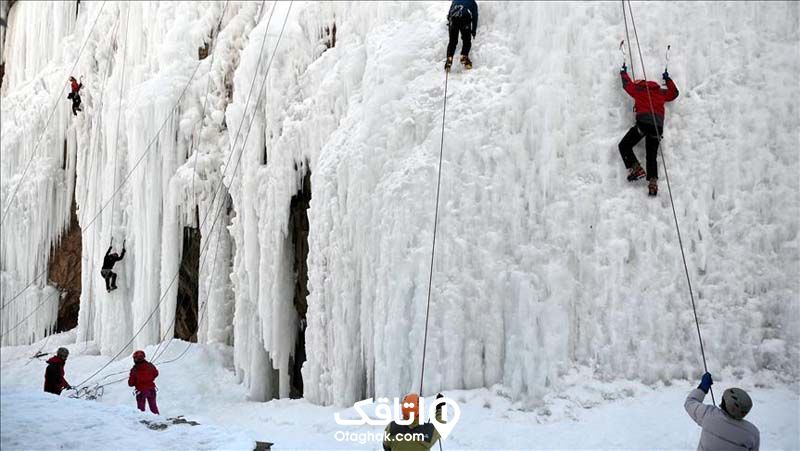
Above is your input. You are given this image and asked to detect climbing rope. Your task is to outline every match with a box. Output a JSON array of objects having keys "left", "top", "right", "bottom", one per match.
[
  {"left": 1, "top": 0, "right": 233, "bottom": 314},
  {"left": 419, "top": 70, "right": 450, "bottom": 397},
  {"left": 74, "top": 0, "right": 291, "bottom": 388},
  {"left": 622, "top": 0, "right": 714, "bottom": 404},
  {"left": 0, "top": 1, "right": 108, "bottom": 228},
  {"left": 154, "top": 1, "right": 294, "bottom": 367},
  {"left": 1, "top": 1, "right": 231, "bottom": 340},
  {"left": 108, "top": 4, "right": 131, "bottom": 245}
]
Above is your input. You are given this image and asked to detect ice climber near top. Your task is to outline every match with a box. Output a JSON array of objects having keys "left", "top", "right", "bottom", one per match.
[
  {"left": 383, "top": 393, "right": 445, "bottom": 451},
  {"left": 68, "top": 76, "right": 83, "bottom": 116},
  {"left": 101, "top": 239, "right": 126, "bottom": 292},
  {"left": 685, "top": 372, "right": 760, "bottom": 450},
  {"left": 617, "top": 63, "right": 679, "bottom": 196},
  {"left": 128, "top": 350, "right": 160, "bottom": 414},
  {"left": 444, "top": 0, "right": 478, "bottom": 72},
  {"left": 43, "top": 347, "right": 72, "bottom": 395}
]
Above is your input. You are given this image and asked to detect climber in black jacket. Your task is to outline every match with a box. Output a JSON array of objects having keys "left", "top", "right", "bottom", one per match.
[{"left": 101, "top": 239, "right": 125, "bottom": 292}]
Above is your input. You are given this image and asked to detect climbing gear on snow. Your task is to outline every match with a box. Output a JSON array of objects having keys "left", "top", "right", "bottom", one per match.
[
  {"left": 444, "top": 57, "right": 453, "bottom": 72},
  {"left": 721, "top": 388, "right": 752, "bottom": 420},
  {"left": 460, "top": 55, "right": 472, "bottom": 69}
]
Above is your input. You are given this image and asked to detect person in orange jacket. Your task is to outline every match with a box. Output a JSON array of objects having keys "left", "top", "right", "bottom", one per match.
[{"left": 128, "top": 350, "right": 160, "bottom": 414}]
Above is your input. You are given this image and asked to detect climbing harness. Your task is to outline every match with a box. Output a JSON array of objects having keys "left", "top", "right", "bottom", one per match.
[{"left": 622, "top": 0, "right": 714, "bottom": 404}]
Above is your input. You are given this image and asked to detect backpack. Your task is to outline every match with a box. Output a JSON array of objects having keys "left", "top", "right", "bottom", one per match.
[{"left": 448, "top": 4, "right": 471, "bottom": 20}]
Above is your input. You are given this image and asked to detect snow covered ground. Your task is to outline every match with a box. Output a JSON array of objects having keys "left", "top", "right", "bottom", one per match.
[{"left": 2, "top": 334, "right": 798, "bottom": 450}]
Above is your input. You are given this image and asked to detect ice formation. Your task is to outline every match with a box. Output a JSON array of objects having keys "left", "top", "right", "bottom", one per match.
[{"left": 1, "top": 1, "right": 798, "bottom": 407}]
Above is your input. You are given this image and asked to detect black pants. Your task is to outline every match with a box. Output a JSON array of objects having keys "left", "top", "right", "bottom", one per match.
[
  {"left": 71, "top": 94, "right": 82, "bottom": 116},
  {"left": 101, "top": 269, "right": 116, "bottom": 291},
  {"left": 618, "top": 121, "right": 663, "bottom": 180},
  {"left": 447, "top": 17, "right": 472, "bottom": 58}
]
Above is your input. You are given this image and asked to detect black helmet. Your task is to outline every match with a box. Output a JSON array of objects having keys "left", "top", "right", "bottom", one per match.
[
  {"left": 721, "top": 388, "right": 753, "bottom": 420},
  {"left": 56, "top": 347, "right": 70, "bottom": 359}
]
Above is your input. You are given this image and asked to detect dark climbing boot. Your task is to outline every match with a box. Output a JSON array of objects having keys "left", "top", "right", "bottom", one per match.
[
  {"left": 648, "top": 178, "right": 658, "bottom": 196},
  {"left": 444, "top": 57, "right": 453, "bottom": 72},
  {"left": 627, "top": 163, "right": 645, "bottom": 182},
  {"left": 460, "top": 55, "right": 472, "bottom": 70}
]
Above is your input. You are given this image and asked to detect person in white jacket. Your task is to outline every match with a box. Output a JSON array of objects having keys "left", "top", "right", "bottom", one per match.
[{"left": 685, "top": 372, "right": 760, "bottom": 451}]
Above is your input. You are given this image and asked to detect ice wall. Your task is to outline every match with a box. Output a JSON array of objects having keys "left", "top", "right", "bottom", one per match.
[{"left": 1, "top": 1, "right": 798, "bottom": 407}]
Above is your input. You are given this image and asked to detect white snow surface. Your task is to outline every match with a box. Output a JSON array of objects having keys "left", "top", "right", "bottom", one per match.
[
  {"left": 1, "top": 336, "right": 799, "bottom": 450},
  {"left": 1, "top": 0, "right": 799, "bottom": 410}
]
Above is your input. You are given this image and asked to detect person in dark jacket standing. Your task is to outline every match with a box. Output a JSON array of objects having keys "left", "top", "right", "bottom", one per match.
[
  {"left": 101, "top": 240, "right": 125, "bottom": 292},
  {"left": 445, "top": 0, "right": 478, "bottom": 71},
  {"left": 128, "top": 350, "right": 160, "bottom": 414},
  {"left": 44, "top": 347, "right": 72, "bottom": 395},
  {"left": 68, "top": 76, "right": 83, "bottom": 116},
  {"left": 618, "top": 64, "right": 679, "bottom": 196},
  {"left": 685, "top": 372, "right": 760, "bottom": 450}
]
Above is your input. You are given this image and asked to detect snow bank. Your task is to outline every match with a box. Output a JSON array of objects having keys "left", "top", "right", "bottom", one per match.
[
  {"left": 2, "top": 1, "right": 798, "bottom": 409},
  {"left": 1, "top": 337, "right": 798, "bottom": 450},
  {"left": 0, "top": 388, "right": 254, "bottom": 451}
]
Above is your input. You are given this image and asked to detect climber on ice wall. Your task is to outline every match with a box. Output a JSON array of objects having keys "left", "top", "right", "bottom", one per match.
[
  {"left": 101, "top": 239, "right": 125, "bottom": 292},
  {"left": 444, "top": 0, "right": 478, "bottom": 72},
  {"left": 685, "top": 372, "right": 760, "bottom": 450},
  {"left": 617, "top": 64, "right": 679, "bottom": 196},
  {"left": 67, "top": 76, "right": 83, "bottom": 116}
]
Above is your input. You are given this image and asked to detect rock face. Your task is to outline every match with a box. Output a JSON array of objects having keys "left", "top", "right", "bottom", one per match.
[
  {"left": 176, "top": 226, "right": 200, "bottom": 342},
  {"left": 289, "top": 170, "right": 311, "bottom": 398},
  {"left": 47, "top": 198, "right": 81, "bottom": 332}
]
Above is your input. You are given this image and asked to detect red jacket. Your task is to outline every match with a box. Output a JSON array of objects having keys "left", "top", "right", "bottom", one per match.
[
  {"left": 44, "top": 356, "right": 70, "bottom": 395},
  {"left": 621, "top": 72, "right": 679, "bottom": 127},
  {"left": 70, "top": 79, "right": 81, "bottom": 94},
  {"left": 128, "top": 361, "right": 159, "bottom": 391}
]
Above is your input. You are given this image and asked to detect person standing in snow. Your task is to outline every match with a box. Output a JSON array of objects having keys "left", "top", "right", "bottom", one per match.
[
  {"left": 383, "top": 393, "right": 445, "bottom": 451},
  {"left": 685, "top": 372, "right": 760, "bottom": 450},
  {"left": 101, "top": 240, "right": 125, "bottom": 292},
  {"left": 444, "top": 0, "right": 478, "bottom": 71},
  {"left": 617, "top": 64, "right": 679, "bottom": 196},
  {"left": 43, "top": 347, "right": 72, "bottom": 395},
  {"left": 128, "top": 350, "right": 160, "bottom": 414},
  {"left": 67, "top": 76, "right": 82, "bottom": 116}
]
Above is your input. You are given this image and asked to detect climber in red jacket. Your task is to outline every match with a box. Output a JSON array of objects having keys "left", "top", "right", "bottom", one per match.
[
  {"left": 43, "top": 347, "right": 72, "bottom": 395},
  {"left": 128, "top": 350, "right": 160, "bottom": 414},
  {"left": 67, "top": 76, "right": 83, "bottom": 116},
  {"left": 618, "top": 64, "right": 679, "bottom": 196}
]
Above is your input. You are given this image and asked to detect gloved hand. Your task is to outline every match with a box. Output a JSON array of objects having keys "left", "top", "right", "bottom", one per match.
[
  {"left": 698, "top": 372, "right": 713, "bottom": 393},
  {"left": 621, "top": 63, "right": 627, "bottom": 73},
  {"left": 662, "top": 70, "right": 670, "bottom": 81}
]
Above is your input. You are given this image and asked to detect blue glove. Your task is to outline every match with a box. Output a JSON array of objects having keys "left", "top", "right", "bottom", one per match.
[
  {"left": 698, "top": 372, "right": 713, "bottom": 393},
  {"left": 662, "top": 70, "right": 670, "bottom": 81},
  {"left": 621, "top": 63, "right": 627, "bottom": 73}
]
